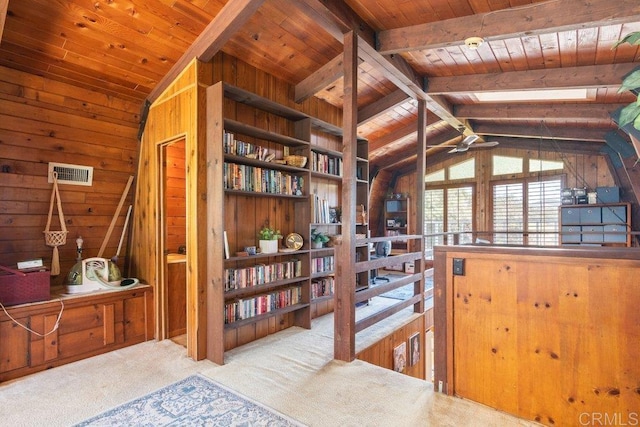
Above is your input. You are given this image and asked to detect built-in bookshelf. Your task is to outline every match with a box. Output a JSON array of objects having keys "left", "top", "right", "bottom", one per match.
[
  {"left": 206, "top": 82, "right": 366, "bottom": 362},
  {"left": 384, "top": 197, "right": 410, "bottom": 253}
]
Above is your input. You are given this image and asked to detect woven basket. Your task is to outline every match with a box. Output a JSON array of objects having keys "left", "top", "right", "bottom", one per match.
[
  {"left": 285, "top": 155, "right": 307, "bottom": 168},
  {"left": 44, "top": 230, "right": 69, "bottom": 247}
]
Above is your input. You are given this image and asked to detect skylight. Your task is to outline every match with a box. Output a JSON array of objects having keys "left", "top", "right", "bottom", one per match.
[{"left": 474, "top": 88, "right": 589, "bottom": 102}]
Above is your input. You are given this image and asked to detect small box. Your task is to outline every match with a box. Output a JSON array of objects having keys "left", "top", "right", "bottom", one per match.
[
  {"left": 0, "top": 265, "right": 50, "bottom": 306},
  {"left": 573, "top": 188, "right": 587, "bottom": 197},
  {"left": 561, "top": 196, "right": 575, "bottom": 205},
  {"left": 561, "top": 207, "right": 580, "bottom": 225},
  {"left": 576, "top": 195, "right": 588, "bottom": 204},
  {"left": 596, "top": 186, "right": 620, "bottom": 203},
  {"left": 582, "top": 225, "right": 604, "bottom": 243},
  {"left": 561, "top": 188, "right": 573, "bottom": 197},
  {"left": 561, "top": 226, "right": 581, "bottom": 244},
  {"left": 604, "top": 225, "right": 628, "bottom": 243},
  {"left": 404, "top": 262, "right": 415, "bottom": 274},
  {"left": 602, "top": 206, "right": 626, "bottom": 224},
  {"left": 580, "top": 207, "right": 601, "bottom": 223}
]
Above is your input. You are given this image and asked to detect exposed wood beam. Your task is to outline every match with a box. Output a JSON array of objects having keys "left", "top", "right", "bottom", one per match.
[
  {"left": 358, "top": 89, "right": 410, "bottom": 125},
  {"left": 146, "top": 0, "right": 265, "bottom": 104},
  {"left": 0, "top": 0, "right": 7, "bottom": 43},
  {"left": 369, "top": 122, "right": 418, "bottom": 152},
  {"left": 428, "top": 64, "right": 638, "bottom": 95},
  {"left": 492, "top": 137, "right": 604, "bottom": 154},
  {"left": 302, "top": 0, "right": 473, "bottom": 137},
  {"left": 474, "top": 123, "right": 608, "bottom": 142},
  {"left": 377, "top": 0, "right": 640, "bottom": 54},
  {"left": 455, "top": 103, "right": 626, "bottom": 121},
  {"left": 295, "top": 54, "right": 364, "bottom": 103},
  {"left": 371, "top": 128, "right": 459, "bottom": 170}
]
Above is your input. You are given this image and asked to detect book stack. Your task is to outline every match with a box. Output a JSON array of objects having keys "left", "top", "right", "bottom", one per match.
[
  {"left": 224, "top": 286, "right": 302, "bottom": 323},
  {"left": 311, "top": 277, "right": 334, "bottom": 299},
  {"left": 311, "top": 151, "right": 342, "bottom": 176},
  {"left": 224, "top": 259, "right": 302, "bottom": 291},
  {"left": 223, "top": 132, "right": 267, "bottom": 159},
  {"left": 311, "top": 255, "right": 334, "bottom": 274},
  {"left": 311, "top": 194, "right": 331, "bottom": 223}
]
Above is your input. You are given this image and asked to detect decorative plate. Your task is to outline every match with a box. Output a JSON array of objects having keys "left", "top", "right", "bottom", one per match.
[{"left": 285, "top": 232, "right": 303, "bottom": 250}]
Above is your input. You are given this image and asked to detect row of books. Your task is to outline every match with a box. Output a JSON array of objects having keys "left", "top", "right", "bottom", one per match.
[
  {"left": 311, "top": 195, "right": 333, "bottom": 223},
  {"left": 224, "top": 162, "right": 304, "bottom": 195},
  {"left": 311, "top": 151, "right": 342, "bottom": 176},
  {"left": 224, "top": 260, "right": 303, "bottom": 291},
  {"left": 224, "top": 287, "right": 302, "bottom": 323},
  {"left": 224, "top": 131, "right": 269, "bottom": 159},
  {"left": 311, "top": 255, "right": 334, "bottom": 274},
  {"left": 311, "top": 277, "right": 334, "bottom": 299}
]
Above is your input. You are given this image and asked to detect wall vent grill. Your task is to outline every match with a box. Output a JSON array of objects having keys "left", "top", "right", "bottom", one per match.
[{"left": 48, "top": 162, "right": 94, "bottom": 186}]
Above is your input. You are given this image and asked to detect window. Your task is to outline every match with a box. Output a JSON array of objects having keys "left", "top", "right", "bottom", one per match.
[
  {"left": 492, "top": 177, "right": 562, "bottom": 245},
  {"left": 424, "top": 186, "right": 474, "bottom": 258},
  {"left": 493, "top": 155, "right": 523, "bottom": 176},
  {"left": 449, "top": 158, "right": 475, "bottom": 180}
]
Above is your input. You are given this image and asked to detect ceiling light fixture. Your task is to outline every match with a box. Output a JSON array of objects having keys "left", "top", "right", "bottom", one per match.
[{"left": 464, "top": 36, "right": 484, "bottom": 50}]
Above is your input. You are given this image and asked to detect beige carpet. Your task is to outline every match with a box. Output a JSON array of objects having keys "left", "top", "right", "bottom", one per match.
[{"left": 0, "top": 299, "right": 537, "bottom": 427}]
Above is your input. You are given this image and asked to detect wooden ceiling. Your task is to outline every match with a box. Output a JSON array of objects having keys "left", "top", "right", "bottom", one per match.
[{"left": 2, "top": 0, "right": 640, "bottom": 174}]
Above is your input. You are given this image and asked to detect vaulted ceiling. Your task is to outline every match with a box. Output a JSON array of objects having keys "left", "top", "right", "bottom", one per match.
[{"left": 1, "top": 0, "right": 639, "bottom": 175}]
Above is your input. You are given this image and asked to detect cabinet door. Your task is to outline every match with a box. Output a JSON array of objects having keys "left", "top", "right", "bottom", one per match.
[
  {"left": 579, "top": 207, "right": 601, "bottom": 224},
  {"left": 560, "top": 207, "right": 580, "bottom": 225},
  {"left": 0, "top": 319, "right": 29, "bottom": 372},
  {"left": 602, "top": 206, "right": 626, "bottom": 224}
]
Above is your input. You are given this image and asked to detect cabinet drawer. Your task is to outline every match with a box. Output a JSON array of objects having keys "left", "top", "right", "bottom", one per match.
[
  {"left": 601, "top": 206, "right": 626, "bottom": 224},
  {"left": 579, "top": 207, "right": 601, "bottom": 224},
  {"left": 603, "top": 225, "right": 628, "bottom": 243},
  {"left": 561, "top": 226, "right": 581, "bottom": 244},
  {"left": 582, "top": 225, "right": 603, "bottom": 243},
  {"left": 560, "top": 207, "right": 581, "bottom": 225}
]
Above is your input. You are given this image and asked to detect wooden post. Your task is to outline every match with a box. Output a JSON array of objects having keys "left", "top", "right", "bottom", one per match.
[{"left": 334, "top": 30, "right": 358, "bottom": 362}]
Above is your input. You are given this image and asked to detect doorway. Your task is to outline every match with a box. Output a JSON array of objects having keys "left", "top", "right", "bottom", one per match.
[{"left": 158, "top": 137, "right": 187, "bottom": 345}]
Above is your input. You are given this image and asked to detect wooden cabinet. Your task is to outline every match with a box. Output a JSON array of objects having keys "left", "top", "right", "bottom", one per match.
[
  {"left": 560, "top": 203, "right": 631, "bottom": 246},
  {"left": 0, "top": 285, "right": 153, "bottom": 382},
  {"left": 384, "top": 197, "right": 410, "bottom": 253}
]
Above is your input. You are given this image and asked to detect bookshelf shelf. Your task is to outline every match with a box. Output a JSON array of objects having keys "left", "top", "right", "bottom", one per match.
[{"left": 224, "top": 303, "right": 311, "bottom": 330}]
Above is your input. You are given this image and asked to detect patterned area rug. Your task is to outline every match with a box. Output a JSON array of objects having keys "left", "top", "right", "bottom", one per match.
[{"left": 74, "top": 374, "right": 305, "bottom": 427}]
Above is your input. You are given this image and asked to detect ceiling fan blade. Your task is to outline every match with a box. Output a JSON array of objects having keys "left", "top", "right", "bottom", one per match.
[
  {"left": 470, "top": 141, "right": 499, "bottom": 148},
  {"left": 461, "top": 134, "right": 480, "bottom": 146},
  {"left": 448, "top": 147, "right": 461, "bottom": 153}
]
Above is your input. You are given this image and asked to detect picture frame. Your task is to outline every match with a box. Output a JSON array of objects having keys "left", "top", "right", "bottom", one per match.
[
  {"left": 408, "top": 332, "right": 420, "bottom": 367},
  {"left": 387, "top": 219, "right": 396, "bottom": 227},
  {"left": 393, "top": 342, "right": 406, "bottom": 373},
  {"left": 244, "top": 246, "right": 257, "bottom": 256}
]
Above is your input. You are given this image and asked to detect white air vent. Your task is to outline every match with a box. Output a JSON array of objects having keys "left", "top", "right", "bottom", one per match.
[{"left": 48, "top": 162, "right": 94, "bottom": 186}]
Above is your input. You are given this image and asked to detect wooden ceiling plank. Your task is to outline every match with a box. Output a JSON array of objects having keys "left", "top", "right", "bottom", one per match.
[
  {"left": 147, "top": 0, "right": 265, "bottom": 103},
  {"left": 427, "top": 63, "right": 639, "bottom": 94},
  {"left": 455, "top": 103, "right": 626, "bottom": 121},
  {"left": 357, "top": 89, "right": 410, "bottom": 125},
  {"left": 377, "top": 0, "right": 640, "bottom": 54}
]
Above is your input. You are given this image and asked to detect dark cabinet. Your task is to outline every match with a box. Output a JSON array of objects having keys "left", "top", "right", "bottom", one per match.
[{"left": 559, "top": 203, "right": 631, "bottom": 246}]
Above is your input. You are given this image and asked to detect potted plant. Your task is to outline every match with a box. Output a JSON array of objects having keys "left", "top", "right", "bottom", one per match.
[
  {"left": 258, "top": 225, "right": 281, "bottom": 254},
  {"left": 310, "top": 228, "right": 330, "bottom": 249}
]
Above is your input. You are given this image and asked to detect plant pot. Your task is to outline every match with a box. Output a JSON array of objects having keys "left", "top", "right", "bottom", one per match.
[
  {"left": 259, "top": 239, "right": 279, "bottom": 254},
  {"left": 311, "top": 241, "right": 324, "bottom": 249}
]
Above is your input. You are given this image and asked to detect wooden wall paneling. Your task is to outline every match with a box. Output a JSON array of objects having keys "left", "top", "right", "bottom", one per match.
[
  {"left": 165, "top": 141, "right": 186, "bottom": 254},
  {"left": 356, "top": 314, "right": 425, "bottom": 380},
  {"left": 0, "top": 66, "right": 138, "bottom": 285},
  {"left": 435, "top": 246, "right": 640, "bottom": 426}
]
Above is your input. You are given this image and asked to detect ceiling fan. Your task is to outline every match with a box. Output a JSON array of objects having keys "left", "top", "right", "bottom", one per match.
[{"left": 428, "top": 134, "right": 499, "bottom": 153}]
